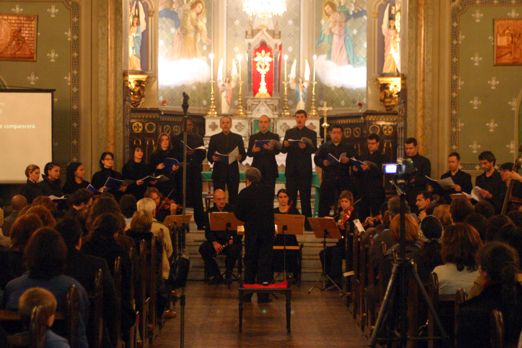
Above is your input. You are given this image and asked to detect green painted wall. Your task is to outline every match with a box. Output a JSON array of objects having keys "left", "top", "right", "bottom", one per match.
[
  {"left": 0, "top": 1, "right": 79, "bottom": 165},
  {"left": 451, "top": 1, "right": 522, "bottom": 169}
]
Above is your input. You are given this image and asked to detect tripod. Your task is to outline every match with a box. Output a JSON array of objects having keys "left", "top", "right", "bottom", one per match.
[
  {"left": 369, "top": 180, "right": 449, "bottom": 347},
  {"left": 308, "top": 228, "right": 345, "bottom": 295}
]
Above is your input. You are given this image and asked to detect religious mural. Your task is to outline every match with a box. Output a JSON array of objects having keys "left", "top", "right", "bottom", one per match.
[
  {"left": 158, "top": 0, "right": 212, "bottom": 107},
  {"left": 315, "top": 0, "right": 367, "bottom": 111},
  {"left": 128, "top": 0, "right": 148, "bottom": 71},
  {"left": 379, "top": 0, "right": 401, "bottom": 75}
]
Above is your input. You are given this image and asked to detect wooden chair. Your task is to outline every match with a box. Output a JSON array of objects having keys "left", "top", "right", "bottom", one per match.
[
  {"left": 0, "top": 306, "right": 47, "bottom": 348},
  {"left": 453, "top": 288, "right": 468, "bottom": 348},
  {"left": 112, "top": 256, "right": 123, "bottom": 348},
  {"left": 89, "top": 269, "right": 104, "bottom": 348},
  {"left": 64, "top": 284, "right": 79, "bottom": 348},
  {"left": 147, "top": 236, "right": 162, "bottom": 342},
  {"left": 136, "top": 239, "right": 151, "bottom": 348},
  {"left": 490, "top": 309, "right": 504, "bottom": 348}
]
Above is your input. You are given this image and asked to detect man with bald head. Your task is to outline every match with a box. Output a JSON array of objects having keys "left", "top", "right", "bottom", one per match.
[
  {"left": 247, "top": 115, "right": 281, "bottom": 194},
  {"left": 2, "top": 194, "right": 28, "bottom": 236},
  {"left": 199, "top": 189, "right": 241, "bottom": 284},
  {"left": 207, "top": 116, "right": 246, "bottom": 205}
]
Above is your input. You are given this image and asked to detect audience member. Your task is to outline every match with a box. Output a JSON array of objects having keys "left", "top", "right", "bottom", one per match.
[
  {"left": 464, "top": 212, "right": 488, "bottom": 241},
  {"left": 2, "top": 195, "right": 28, "bottom": 236},
  {"left": 474, "top": 200, "right": 496, "bottom": 219},
  {"left": 415, "top": 215, "right": 443, "bottom": 280},
  {"left": 485, "top": 214, "right": 513, "bottom": 241},
  {"left": 449, "top": 197, "right": 473, "bottom": 223}
]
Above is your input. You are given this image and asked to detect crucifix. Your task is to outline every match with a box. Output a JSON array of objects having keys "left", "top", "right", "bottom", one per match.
[{"left": 318, "top": 101, "right": 333, "bottom": 143}]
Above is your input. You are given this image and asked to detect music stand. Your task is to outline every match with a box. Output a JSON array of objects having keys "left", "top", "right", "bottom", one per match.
[
  {"left": 274, "top": 214, "right": 305, "bottom": 281},
  {"left": 306, "top": 217, "right": 344, "bottom": 294},
  {"left": 209, "top": 212, "right": 245, "bottom": 285}
]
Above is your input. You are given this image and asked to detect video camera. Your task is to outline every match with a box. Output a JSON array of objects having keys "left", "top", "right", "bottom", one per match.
[{"left": 383, "top": 158, "right": 416, "bottom": 178}]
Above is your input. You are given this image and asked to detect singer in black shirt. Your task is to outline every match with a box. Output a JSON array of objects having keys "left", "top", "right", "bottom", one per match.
[
  {"left": 122, "top": 146, "right": 153, "bottom": 199},
  {"left": 247, "top": 115, "right": 281, "bottom": 195},
  {"left": 314, "top": 125, "right": 353, "bottom": 217},
  {"left": 172, "top": 119, "right": 207, "bottom": 229},
  {"left": 404, "top": 137, "right": 431, "bottom": 212},
  {"left": 281, "top": 110, "right": 317, "bottom": 220},
  {"left": 207, "top": 116, "right": 246, "bottom": 205},
  {"left": 149, "top": 133, "right": 181, "bottom": 200},
  {"left": 476, "top": 151, "right": 505, "bottom": 213},
  {"left": 439, "top": 152, "right": 472, "bottom": 203},
  {"left": 354, "top": 134, "right": 388, "bottom": 220}
]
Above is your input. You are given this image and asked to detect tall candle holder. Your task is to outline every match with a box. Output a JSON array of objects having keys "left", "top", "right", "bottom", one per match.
[
  {"left": 309, "top": 54, "right": 319, "bottom": 118},
  {"left": 206, "top": 53, "right": 218, "bottom": 117},
  {"left": 234, "top": 54, "right": 246, "bottom": 117},
  {"left": 280, "top": 54, "right": 291, "bottom": 117}
]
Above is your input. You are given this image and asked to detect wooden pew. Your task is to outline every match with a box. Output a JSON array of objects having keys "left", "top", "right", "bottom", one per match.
[
  {"left": 490, "top": 309, "right": 504, "bottom": 348},
  {"left": 112, "top": 256, "right": 123, "bottom": 348},
  {"left": 136, "top": 239, "right": 151, "bottom": 348},
  {"left": 89, "top": 269, "right": 104, "bottom": 348},
  {"left": 0, "top": 305, "right": 47, "bottom": 348}
]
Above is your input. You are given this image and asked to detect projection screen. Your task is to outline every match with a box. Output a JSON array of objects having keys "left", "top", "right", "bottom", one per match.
[{"left": 0, "top": 90, "right": 53, "bottom": 183}]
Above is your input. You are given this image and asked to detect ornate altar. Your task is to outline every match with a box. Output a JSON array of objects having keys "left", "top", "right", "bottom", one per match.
[
  {"left": 244, "top": 27, "right": 283, "bottom": 118},
  {"left": 322, "top": 111, "right": 403, "bottom": 161},
  {"left": 126, "top": 108, "right": 206, "bottom": 163}
]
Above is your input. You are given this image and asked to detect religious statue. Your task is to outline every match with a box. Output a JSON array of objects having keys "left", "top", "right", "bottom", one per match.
[
  {"left": 288, "top": 59, "right": 310, "bottom": 111},
  {"left": 217, "top": 58, "right": 237, "bottom": 114},
  {"left": 381, "top": 2, "right": 401, "bottom": 74},
  {"left": 318, "top": 0, "right": 366, "bottom": 66},
  {"left": 129, "top": 0, "right": 146, "bottom": 70}
]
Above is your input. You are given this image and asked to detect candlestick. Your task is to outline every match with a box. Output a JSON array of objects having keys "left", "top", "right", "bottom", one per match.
[
  {"left": 234, "top": 54, "right": 246, "bottom": 117},
  {"left": 312, "top": 54, "right": 317, "bottom": 82},
  {"left": 310, "top": 55, "right": 318, "bottom": 117},
  {"left": 206, "top": 53, "right": 217, "bottom": 117},
  {"left": 284, "top": 54, "right": 288, "bottom": 82}
]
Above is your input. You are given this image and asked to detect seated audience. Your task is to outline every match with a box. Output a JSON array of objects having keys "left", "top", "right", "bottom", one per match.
[
  {"left": 26, "top": 205, "right": 57, "bottom": 228},
  {"left": 433, "top": 223, "right": 482, "bottom": 295},
  {"left": 432, "top": 204, "right": 452, "bottom": 228},
  {"left": 485, "top": 214, "right": 513, "bottom": 242},
  {"left": 449, "top": 197, "right": 473, "bottom": 223},
  {"left": 493, "top": 224, "right": 522, "bottom": 268},
  {"left": 3, "top": 227, "right": 89, "bottom": 348},
  {"left": 415, "top": 215, "right": 443, "bottom": 280},
  {"left": 18, "top": 287, "right": 70, "bottom": 348},
  {"left": 2, "top": 195, "right": 28, "bottom": 236},
  {"left": 119, "top": 194, "right": 137, "bottom": 227},
  {"left": 474, "top": 200, "right": 496, "bottom": 219},
  {"left": 464, "top": 212, "right": 488, "bottom": 241},
  {"left": 64, "top": 189, "right": 93, "bottom": 229},
  {"left": 457, "top": 242, "right": 522, "bottom": 348}
]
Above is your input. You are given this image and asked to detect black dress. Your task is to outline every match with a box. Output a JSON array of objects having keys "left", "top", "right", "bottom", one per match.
[
  {"left": 39, "top": 177, "right": 64, "bottom": 197},
  {"left": 62, "top": 179, "right": 90, "bottom": 195},
  {"left": 92, "top": 168, "right": 124, "bottom": 198},
  {"left": 19, "top": 180, "right": 44, "bottom": 203},
  {"left": 122, "top": 159, "right": 152, "bottom": 199},
  {"left": 149, "top": 149, "right": 180, "bottom": 199},
  {"left": 272, "top": 207, "right": 300, "bottom": 276}
]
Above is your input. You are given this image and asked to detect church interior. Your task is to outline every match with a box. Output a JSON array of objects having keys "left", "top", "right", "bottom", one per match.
[{"left": 1, "top": 0, "right": 522, "bottom": 347}]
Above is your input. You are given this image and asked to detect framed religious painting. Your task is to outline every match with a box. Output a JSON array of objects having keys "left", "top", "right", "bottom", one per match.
[
  {"left": 0, "top": 14, "right": 37, "bottom": 62},
  {"left": 494, "top": 19, "right": 522, "bottom": 66}
]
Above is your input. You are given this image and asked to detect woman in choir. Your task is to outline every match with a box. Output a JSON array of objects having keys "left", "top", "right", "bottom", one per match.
[
  {"left": 273, "top": 189, "right": 300, "bottom": 279},
  {"left": 39, "top": 162, "right": 63, "bottom": 197},
  {"left": 122, "top": 146, "right": 153, "bottom": 199},
  {"left": 149, "top": 133, "right": 180, "bottom": 198},
  {"left": 91, "top": 152, "right": 127, "bottom": 197},
  {"left": 63, "top": 161, "right": 89, "bottom": 194},
  {"left": 319, "top": 190, "right": 356, "bottom": 287},
  {"left": 20, "top": 164, "right": 44, "bottom": 203}
]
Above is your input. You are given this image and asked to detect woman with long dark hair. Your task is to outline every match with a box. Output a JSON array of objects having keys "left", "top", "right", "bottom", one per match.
[
  {"left": 457, "top": 242, "right": 522, "bottom": 347},
  {"left": 63, "top": 161, "right": 90, "bottom": 194},
  {"left": 273, "top": 189, "right": 300, "bottom": 278},
  {"left": 91, "top": 152, "right": 127, "bottom": 198},
  {"left": 149, "top": 133, "right": 180, "bottom": 198},
  {"left": 122, "top": 146, "right": 153, "bottom": 199}
]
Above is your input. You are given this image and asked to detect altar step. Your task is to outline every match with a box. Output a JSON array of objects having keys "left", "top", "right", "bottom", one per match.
[{"left": 182, "top": 229, "right": 334, "bottom": 282}]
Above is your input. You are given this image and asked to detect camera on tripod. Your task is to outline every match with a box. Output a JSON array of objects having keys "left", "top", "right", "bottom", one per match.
[{"left": 383, "top": 158, "right": 416, "bottom": 178}]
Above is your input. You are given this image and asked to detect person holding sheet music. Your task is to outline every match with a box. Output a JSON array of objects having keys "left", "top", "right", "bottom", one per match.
[
  {"left": 282, "top": 110, "right": 318, "bottom": 221},
  {"left": 404, "top": 137, "right": 431, "bottom": 213},
  {"left": 63, "top": 161, "right": 90, "bottom": 195},
  {"left": 150, "top": 133, "right": 181, "bottom": 200},
  {"left": 91, "top": 152, "right": 127, "bottom": 198},
  {"left": 354, "top": 133, "right": 388, "bottom": 221},
  {"left": 40, "top": 162, "right": 64, "bottom": 197},
  {"left": 207, "top": 116, "right": 246, "bottom": 205},
  {"left": 199, "top": 189, "right": 241, "bottom": 285},
  {"left": 476, "top": 151, "right": 505, "bottom": 213},
  {"left": 122, "top": 146, "right": 154, "bottom": 199},
  {"left": 314, "top": 125, "right": 353, "bottom": 217},
  {"left": 172, "top": 118, "right": 207, "bottom": 230},
  {"left": 319, "top": 190, "right": 356, "bottom": 287},
  {"left": 273, "top": 189, "right": 300, "bottom": 278},
  {"left": 439, "top": 152, "right": 472, "bottom": 203},
  {"left": 247, "top": 115, "right": 281, "bottom": 195}
]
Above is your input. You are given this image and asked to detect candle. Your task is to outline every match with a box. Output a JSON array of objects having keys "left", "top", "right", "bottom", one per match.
[
  {"left": 236, "top": 53, "right": 242, "bottom": 80},
  {"left": 284, "top": 54, "right": 288, "bottom": 82},
  {"left": 209, "top": 53, "right": 214, "bottom": 81},
  {"left": 312, "top": 54, "right": 317, "bottom": 82}
]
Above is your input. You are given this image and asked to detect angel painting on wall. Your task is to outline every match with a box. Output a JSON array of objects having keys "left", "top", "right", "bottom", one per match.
[{"left": 288, "top": 59, "right": 311, "bottom": 111}]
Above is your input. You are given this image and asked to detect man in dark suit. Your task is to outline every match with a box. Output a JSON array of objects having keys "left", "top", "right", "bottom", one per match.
[
  {"left": 281, "top": 110, "right": 317, "bottom": 220},
  {"left": 314, "top": 125, "right": 354, "bottom": 217},
  {"left": 55, "top": 218, "right": 119, "bottom": 347},
  {"left": 172, "top": 118, "right": 207, "bottom": 229},
  {"left": 476, "top": 151, "right": 505, "bottom": 213},
  {"left": 198, "top": 189, "right": 241, "bottom": 284},
  {"left": 353, "top": 133, "right": 388, "bottom": 221},
  {"left": 439, "top": 152, "right": 472, "bottom": 203},
  {"left": 404, "top": 137, "right": 431, "bottom": 212},
  {"left": 207, "top": 116, "right": 246, "bottom": 205},
  {"left": 247, "top": 115, "right": 280, "bottom": 195},
  {"left": 234, "top": 167, "right": 274, "bottom": 303}
]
